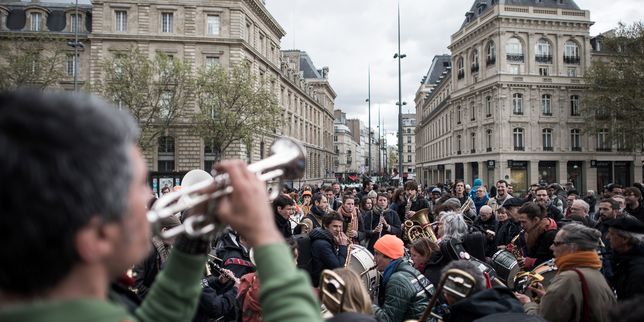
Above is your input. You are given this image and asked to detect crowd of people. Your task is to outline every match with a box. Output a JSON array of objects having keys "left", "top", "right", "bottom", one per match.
[{"left": 2, "top": 89, "right": 644, "bottom": 322}]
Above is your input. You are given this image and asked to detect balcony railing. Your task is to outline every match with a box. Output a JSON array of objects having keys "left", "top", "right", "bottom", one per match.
[
  {"left": 543, "top": 112, "right": 552, "bottom": 116},
  {"left": 543, "top": 146, "right": 554, "bottom": 151},
  {"left": 457, "top": 150, "right": 462, "bottom": 155},
  {"left": 470, "top": 149, "right": 476, "bottom": 153},
  {"left": 564, "top": 56, "right": 581, "bottom": 64},
  {"left": 596, "top": 148, "right": 612, "bottom": 152},
  {"left": 486, "top": 147, "right": 492, "bottom": 152},
  {"left": 471, "top": 64, "right": 479, "bottom": 73},
  {"left": 535, "top": 54, "right": 553, "bottom": 63},
  {"left": 571, "top": 147, "right": 582, "bottom": 152},
  {"left": 514, "top": 146, "right": 525, "bottom": 151},
  {"left": 486, "top": 56, "right": 496, "bottom": 66},
  {"left": 507, "top": 54, "right": 524, "bottom": 62}
]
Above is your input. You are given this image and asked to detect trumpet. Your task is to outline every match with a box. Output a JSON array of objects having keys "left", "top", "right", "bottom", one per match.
[
  {"left": 417, "top": 268, "right": 477, "bottom": 322},
  {"left": 147, "top": 138, "right": 306, "bottom": 240}
]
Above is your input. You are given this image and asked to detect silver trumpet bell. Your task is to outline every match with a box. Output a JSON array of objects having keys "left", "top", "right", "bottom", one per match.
[{"left": 147, "top": 137, "right": 306, "bottom": 239}]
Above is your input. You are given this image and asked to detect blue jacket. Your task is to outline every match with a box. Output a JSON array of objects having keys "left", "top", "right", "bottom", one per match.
[{"left": 309, "top": 228, "right": 347, "bottom": 287}]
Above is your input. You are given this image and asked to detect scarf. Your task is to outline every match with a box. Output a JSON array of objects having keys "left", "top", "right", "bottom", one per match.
[
  {"left": 383, "top": 259, "right": 402, "bottom": 284},
  {"left": 555, "top": 251, "right": 602, "bottom": 273},
  {"left": 525, "top": 218, "right": 552, "bottom": 252},
  {"left": 338, "top": 205, "right": 359, "bottom": 234}
]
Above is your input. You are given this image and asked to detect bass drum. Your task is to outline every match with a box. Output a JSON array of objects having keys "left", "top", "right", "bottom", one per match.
[
  {"left": 514, "top": 259, "right": 558, "bottom": 293},
  {"left": 491, "top": 250, "right": 520, "bottom": 288},
  {"left": 346, "top": 244, "right": 379, "bottom": 301}
]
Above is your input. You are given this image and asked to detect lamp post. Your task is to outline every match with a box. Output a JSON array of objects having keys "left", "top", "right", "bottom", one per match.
[
  {"left": 366, "top": 67, "right": 371, "bottom": 177},
  {"left": 393, "top": 0, "right": 406, "bottom": 186},
  {"left": 67, "top": 0, "right": 84, "bottom": 91}
]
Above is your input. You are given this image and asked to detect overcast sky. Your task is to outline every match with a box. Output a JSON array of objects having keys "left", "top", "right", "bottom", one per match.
[{"left": 265, "top": 0, "right": 644, "bottom": 144}]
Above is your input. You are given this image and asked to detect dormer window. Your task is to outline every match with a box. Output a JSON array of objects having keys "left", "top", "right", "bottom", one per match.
[
  {"left": 70, "top": 13, "right": 82, "bottom": 33},
  {"left": 31, "top": 12, "right": 42, "bottom": 31}
]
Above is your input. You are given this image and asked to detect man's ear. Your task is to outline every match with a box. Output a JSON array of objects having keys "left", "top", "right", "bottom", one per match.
[{"left": 75, "top": 217, "right": 117, "bottom": 263}]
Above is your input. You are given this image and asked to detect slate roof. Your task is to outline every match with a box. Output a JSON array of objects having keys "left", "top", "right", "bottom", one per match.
[
  {"left": 460, "top": 0, "right": 581, "bottom": 30},
  {"left": 298, "top": 51, "right": 323, "bottom": 79}
]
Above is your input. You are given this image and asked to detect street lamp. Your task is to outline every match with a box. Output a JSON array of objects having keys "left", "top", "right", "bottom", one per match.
[
  {"left": 394, "top": 0, "right": 405, "bottom": 185},
  {"left": 366, "top": 67, "right": 371, "bottom": 178}
]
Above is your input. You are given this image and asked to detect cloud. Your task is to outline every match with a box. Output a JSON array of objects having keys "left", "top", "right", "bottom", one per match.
[{"left": 265, "top": 0, "right": 644, "bottom": 144}]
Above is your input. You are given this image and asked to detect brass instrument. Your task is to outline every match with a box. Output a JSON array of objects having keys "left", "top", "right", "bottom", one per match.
[
  {"left": 147, "top": 138, "right": 306, "bottom": 240},
  {"left": 403, "top": 208, "right": 438, "bottom": 244},
  {"left": 417, "top": 268, "right": 477, "bottom": 322},
  {"left": 459, "top": 197, "right": 473, "bottom": 215},
  {"left": 319, "top": 270, "right": 347, "bottom": 315},
  {"left": 510, "top": 230, "right": 525, "bottom": 265}
]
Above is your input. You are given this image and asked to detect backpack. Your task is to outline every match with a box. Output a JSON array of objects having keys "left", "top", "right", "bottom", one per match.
[{"left": 292, "top": 233, "right": 313, "bottom": 276}]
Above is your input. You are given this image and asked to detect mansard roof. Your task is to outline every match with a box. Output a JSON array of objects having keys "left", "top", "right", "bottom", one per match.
[{"left": 460, "top": 0, "right": 581, "bottom": 30}]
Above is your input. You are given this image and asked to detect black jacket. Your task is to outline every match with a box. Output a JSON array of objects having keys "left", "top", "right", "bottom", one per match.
[
  {"left": 545, "top": 203, "right": 563, "bottom": 224},
  {"left": 362, "top": 208, "right": 402, "bottom": 253},
  {"left": 310, "top": 228, "right": 347, "bottom": 287},
  {"left": 612, "top": 244, "right": 644, "bottom": 300},
  {"left": 444, "top": 287, "right": 525, "bottom": 322},
  {"left": 193, "top": 277, "right": 238, "bottom": 322},
  {"left": 624, "top": 203, "right": 644, "bottom": 222},
  {"left": 215, "top": 232, "right": 255, "bottom": 278},
  {"left": 495, "top": 220, "right": 521, "bottom": 247},
  {"left": 396, "top": 196, "right": 430, "bottom": 223},
  {"left": 274, "top": 211, "right": 292, "bottom": 239},
  {"left": 473, "top": 216, "right": 499, "bottom": 258}
]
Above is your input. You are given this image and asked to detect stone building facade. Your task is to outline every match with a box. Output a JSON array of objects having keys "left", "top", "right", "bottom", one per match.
[
  {"left": 333, "top": 110, "right": 360, "bottom": 181},
  {"left": 402, "top": 113, "right": 416, "bottom": 180},
  {"left": 415, "top": 0, "right": 643, "bottom": 194},
  {"left": 0, "top": 0, "right": 336, "bottom": 192}
]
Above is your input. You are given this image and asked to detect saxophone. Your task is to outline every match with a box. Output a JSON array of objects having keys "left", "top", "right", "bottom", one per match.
[
  {"left": 405, "top": 195, "right": 413, "bottom": 219},
  {"left": 510, "top": 230, "right": 525, "bottom": 264}
]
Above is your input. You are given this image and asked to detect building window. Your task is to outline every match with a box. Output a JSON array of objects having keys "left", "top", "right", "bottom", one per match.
[
  {"left": 457, "top": 135, "right": 462, "bottom": 154},
  {"left": 470, "top": 104, "right": 476, "bottom": 121},
  {"left": 486, "top": 41, "right": 496, "bottom": 65},
  {"left": 407, "top": 145, "right": 412, "bottom": 152},
  {"left": 471, "top": 133, "right": 476, "bottom": 153},
  {"left": 406, "top": 128, "right": 411, "bottom": 134},
  {"left": 333, "top": 135, "right": 337, "bottom": 142},
  {"left": 506, "top": 37, "right": 524, "bottom": 62},
  {"left": 471, "top": 49, "right": 479, "bottom": 73},
  {"left": 509, "top": 64, "right": 520, "bottom": 75},
  {"left": 542, "top": 128, "right": 553, "bottom": 151},
  {"left": 486, "top": 129, "right": 492, "bottom": 151},
  {"left": 539, "top": 66, "right": 549, "bottom": 76},
  {"left": 207, "top": 15, "right": 220, "bottom": 35},
  {"left": 115, "top": 10, "right": 127, "bottom": 32},
  {"left": 457, "top": 106, "right": 462, "bottom": 124},
  {"left": 407, "top": 136, "right": 411, "bottom": 144},
  {"left": 513, "top": 128, "right": 525, "bottom": 151},
  {"left": 485, "top": 96, "right": 492, "bottom": 117},
  {"left": 564, "top": 40, "right": 580, "bottom": 64},
  {"left": 204, "top": 138, "right": 219, "bottom": 172},
  {"left": 535, "top": 39, "right": 552, "bottom": 63},
  {"left": 70, "top": 14, "right": 81, "bottom": 33},
  {"left": 205, "top": 56, "right": 219, "bottom": 68},
  {"left": 158, "top": 136, "right": 175, "bottom": 171},
  {"left": 407, "top": 155, "right": 412, "bottom": 162},
  {"left": 570, "top": 95, "right": 580, "bottom": 116},
  {"left": 31, "top": 12, "right": 42, "bottom": 31},
  {"left": 542, "top": 94, "right": 552, "bottom": 115},
  {"left": 162, "top": 12, "right": 173, "bottom": 33},
  {"left": 567, "top": 67, "right": 577, "bottom": 77},
  {"left": 66, "top": 54, "right": 79, "bottom": 77},
  {"left": 457, "top": 57, "right": 464, "bottom": 79},
  {"left": 512, "top": 93, "right": 523, "bottom": 115},
  {"left": 597, "top": 129, "right": 610, "bottom": 151},
  {"left": 571, "top": 129, "right": 581, "bottom": 151}
]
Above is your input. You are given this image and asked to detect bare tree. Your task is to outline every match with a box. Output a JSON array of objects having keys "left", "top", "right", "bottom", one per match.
[
  {"left": 98, "top": 47, "right": 194, "bottom": 151},
  {"left": 193, "top": 62, "right": 282, "bottom": 160},
  {"left": 0, "top": 34, "right": 67, "bottom": 90}
]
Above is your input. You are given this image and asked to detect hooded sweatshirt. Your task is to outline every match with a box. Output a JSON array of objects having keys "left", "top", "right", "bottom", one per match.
[{"left": 444, "top": 287, "right": 525, "bottom": 322}]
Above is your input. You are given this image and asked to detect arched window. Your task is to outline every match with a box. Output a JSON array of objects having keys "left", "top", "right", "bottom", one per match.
[
  {"left": 486, "top": 41, "right": 496, "bottom": 65},
  {"left": 471, "top": 49, "right": 479, "bottom": 73},
  {"left": 513, "top": 128, "right": 524, "bottom": 151},
  {"left": 542, "top": 94, "right": 552, "bottom": 115},
  {"left": 158, "top": 136, "right": 175, "bottom": 171},
  {"left": 506, "top": 37, "right": 524, "bottom": 62},
  {"left": 457, "top": 57, "right": 465, "bottom": 79},
  {"left": 570, "top": 95, "right": 580, "bottom": 116},
  {"left": 564, "top": 40, "right": 580, "bottom": 64},
  {"left": 542, "top": 128, "right": 553, "bottom": 151},
  {"left": 512, "top": 93, "right": 523, "bottom": 115},
  {"left": 535, "top": 39, "right": 552, "bottom": 63}
]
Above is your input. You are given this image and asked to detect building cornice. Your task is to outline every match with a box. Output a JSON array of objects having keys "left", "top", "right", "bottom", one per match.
[{"left": 241, "top": 0, "right": 285, "bottom": 39}]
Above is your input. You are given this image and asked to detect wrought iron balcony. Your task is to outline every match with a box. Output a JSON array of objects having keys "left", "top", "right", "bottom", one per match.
[
  {"left": 486, "top": 56, "right": 496, "bottom": 66},
  {"left": 564, "top": 56, "right": 580, "bottom": 64},
  {"left": 535, "top": 54, "right": 552, "bottom": 63},
  {"left": 507, "top": 54, "right": 524, "bottom": 62},
  {"left": 543, "top": 146, "right": 554, "bottom": 151},
  {"left": 514, "top": 146, "right": 525, "bottom": 151}
]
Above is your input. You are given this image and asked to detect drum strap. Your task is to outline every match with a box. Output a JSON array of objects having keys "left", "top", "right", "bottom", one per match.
[{"left": 570, "top": 268, "right": 590, "bottom": 322}]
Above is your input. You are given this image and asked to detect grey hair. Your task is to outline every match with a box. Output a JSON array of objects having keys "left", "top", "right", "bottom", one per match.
[
  {"left": 440, "top": 211, "right": 468, "bottom": 241},
  {"left": 441, "top": 260, "right": 485, "bottom": 294},
  {"left": 560, "top": 223, "right": 602, "bottom": 251},
  {"left": 572, "top": 199, "right": 590, "bottom": 213}
]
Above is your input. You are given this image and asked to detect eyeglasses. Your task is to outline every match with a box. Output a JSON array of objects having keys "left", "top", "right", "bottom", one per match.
[{"left": 552, "top": 240, "right": 570, "bottom": 247}]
